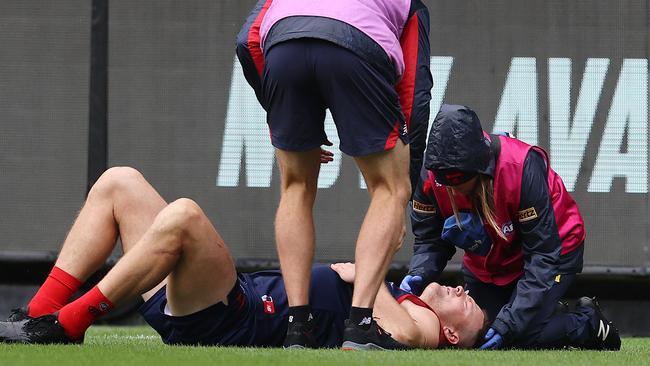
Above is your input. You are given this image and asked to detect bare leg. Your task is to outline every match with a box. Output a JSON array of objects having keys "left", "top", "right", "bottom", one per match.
[
  {"left": 54, "top": 167, "right": 167, "bottom": 282},
  {"left": 351, "top": 141, "right": 411, "bottom": 308},
  {"left": 274, "top": 148, "right": 321, "bottom": 307},
  {"left": 94, "top": 198, "right": 237, "bottom": 315}
]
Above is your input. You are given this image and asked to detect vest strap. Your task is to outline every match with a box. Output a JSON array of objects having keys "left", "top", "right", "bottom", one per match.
[{"left": 489, "top": 134, "right": 502, "bottom": 160}]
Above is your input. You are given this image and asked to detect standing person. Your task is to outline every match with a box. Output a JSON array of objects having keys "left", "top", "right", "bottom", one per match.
[
  {"left": 400, "top": 104, "right": 621, "bottom": 350},
  {"left": 236, "top": 0, "right": 433, "bottom": 349}
]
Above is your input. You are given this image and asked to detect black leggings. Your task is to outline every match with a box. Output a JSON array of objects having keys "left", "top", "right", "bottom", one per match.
[{"left": 464, "top": 271, "right": 598, "bottom": 349}]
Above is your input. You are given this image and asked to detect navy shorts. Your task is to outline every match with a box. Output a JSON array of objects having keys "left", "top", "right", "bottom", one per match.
[
  {"left": 262, "top": 38, "right": 407, "bottom": 156},
  {"left": 140, "top": 266, "right": 351, "bottom": 347},
  {"left": 139, "top": 277, "right": 254, "bottom": 346}
]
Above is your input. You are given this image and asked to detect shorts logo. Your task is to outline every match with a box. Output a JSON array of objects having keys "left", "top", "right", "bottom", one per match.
[
  {"left": 501, "top": 222, "right": 514, "bottom": 235},
  {"left": 517, "top": 207, "right": 538, "bottom": 222},
  {"left": 261, "top": 295, "right": 275, "bottom": 314},
  {"left": 413, "top": 200, "right": 436, "bottom": 214}
]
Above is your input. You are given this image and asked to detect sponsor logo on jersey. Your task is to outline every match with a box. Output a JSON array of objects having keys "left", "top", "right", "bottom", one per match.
[
  {"left": 413, "top": 200, "right": 436, "bottom": 214},
  {"left": 501, "top": 221, "right": 514, "bottom": 235},
  {"left": 261, "top": 295, "right": 275, "bottom": 314},
  {"left": 517, "top": 207, "right": 538, "bottom": 222}
]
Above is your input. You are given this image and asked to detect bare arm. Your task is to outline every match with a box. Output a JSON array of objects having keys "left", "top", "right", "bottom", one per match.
[
  {"left": 330, "top": 263, "right": 440, "bottom": 348},
  {"left": 374, "top": 283, "right": 440, "bottom": 348}
]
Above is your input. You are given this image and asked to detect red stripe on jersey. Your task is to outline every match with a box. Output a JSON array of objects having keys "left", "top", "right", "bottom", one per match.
[
  {"left": 384, "top": 121, "right": 401, "bottom": 150},
  {"left": 248, "top": 0, "right": 273, "bottom": 77},
  {"left": 397, "top": 293, "right": 434, "bottom": 311},
  {"left": 395, "top": 14, "right": 420, "bottom": 131},
  {"left": 397, "top": 293, "right": 450, "bottom": 347}
]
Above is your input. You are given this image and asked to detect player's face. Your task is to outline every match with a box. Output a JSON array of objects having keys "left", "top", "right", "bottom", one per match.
[{"left": 419, "top": 283, "right": 484, "bottom": 345}]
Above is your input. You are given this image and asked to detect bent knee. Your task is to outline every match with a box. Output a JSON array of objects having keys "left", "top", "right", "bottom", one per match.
[
  {"left": 101, "top": 166, "right": 144, "bottom": 183},
  {"left": 89, "top": 166, "right": 144, "bottom": 199},
  {"left": 159, "top": 198, "right": 205, "bottom": 232}
]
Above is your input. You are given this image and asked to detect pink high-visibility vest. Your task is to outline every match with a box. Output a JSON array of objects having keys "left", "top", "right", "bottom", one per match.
[
  {"left": 431, "top": 135, "right": 586, "bottom": 285},
  {"left": 259, "top": 0, "right": 410, "bottom": 76}
]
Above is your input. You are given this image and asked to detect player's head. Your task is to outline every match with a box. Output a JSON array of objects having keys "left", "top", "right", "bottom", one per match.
[{"left": 419, "top": 282, "right": 489, "bottom": 348}]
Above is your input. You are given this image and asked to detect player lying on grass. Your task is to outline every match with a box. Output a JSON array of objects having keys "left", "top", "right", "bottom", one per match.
[{"left": 0, "top": 167, "right": 487, "bottom": 349}]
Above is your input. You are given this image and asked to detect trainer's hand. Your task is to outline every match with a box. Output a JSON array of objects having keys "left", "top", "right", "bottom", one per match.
[
  {"left": 399, "top": 275, "right": 424, "bottom": 295},
  {"left": 479, "top": 328, "right": 504, "bottom": 350},
  {"left": 320, "top": 148, "right": 334, "bottom": 164},
  {"left": 330, "top": 262, "right": 355, "bottom": 283},
  {"left": 320, "top": 140, "right": 334, "bottom": 164}
]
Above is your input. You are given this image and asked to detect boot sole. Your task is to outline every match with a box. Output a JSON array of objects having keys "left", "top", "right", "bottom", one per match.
[
  {"left": 283, "top": 344, "right": 308, "bottom": 349},
  {"left": 341, "top": 341, "right": 386, "bottom": 351}
]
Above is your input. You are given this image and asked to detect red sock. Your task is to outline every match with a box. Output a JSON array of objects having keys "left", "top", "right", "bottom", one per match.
[
  {"left": 58, "top": 286, "right": 114, "bottom": 340},
  {"left": 28, "top": 266, "right": 82, "bottom": 317}
]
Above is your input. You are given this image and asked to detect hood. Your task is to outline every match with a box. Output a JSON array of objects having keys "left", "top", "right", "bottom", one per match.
[{"left": 424, "top": 104, "right": 492, "bottom": 175}]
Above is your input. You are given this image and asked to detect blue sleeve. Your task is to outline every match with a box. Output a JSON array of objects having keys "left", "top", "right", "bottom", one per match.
[
  {"left": 490, "top": 150, "right": 563, "bottom": 341},
  {"left": 407, "top": 167, "right": 456, "bottom": 285}
]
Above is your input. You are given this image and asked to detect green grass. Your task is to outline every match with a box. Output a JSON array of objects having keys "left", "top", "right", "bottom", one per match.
[{"left": 0, "top": 326, "right": 647, "bottom": 366}]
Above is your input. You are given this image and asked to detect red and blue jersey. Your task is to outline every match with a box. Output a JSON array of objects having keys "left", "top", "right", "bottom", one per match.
[{"left": 140, "top": 266, "right": 352, "bottom": 347}]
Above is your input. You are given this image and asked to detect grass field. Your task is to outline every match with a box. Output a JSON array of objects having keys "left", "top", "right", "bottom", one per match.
[{"left": 0, "top": 326, "right": 647, "bottom": 366}]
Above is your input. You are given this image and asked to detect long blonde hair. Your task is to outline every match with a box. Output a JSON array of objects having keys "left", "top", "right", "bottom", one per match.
[{"left": 446, "top": 175, "right": 506, "bottom": 240}]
